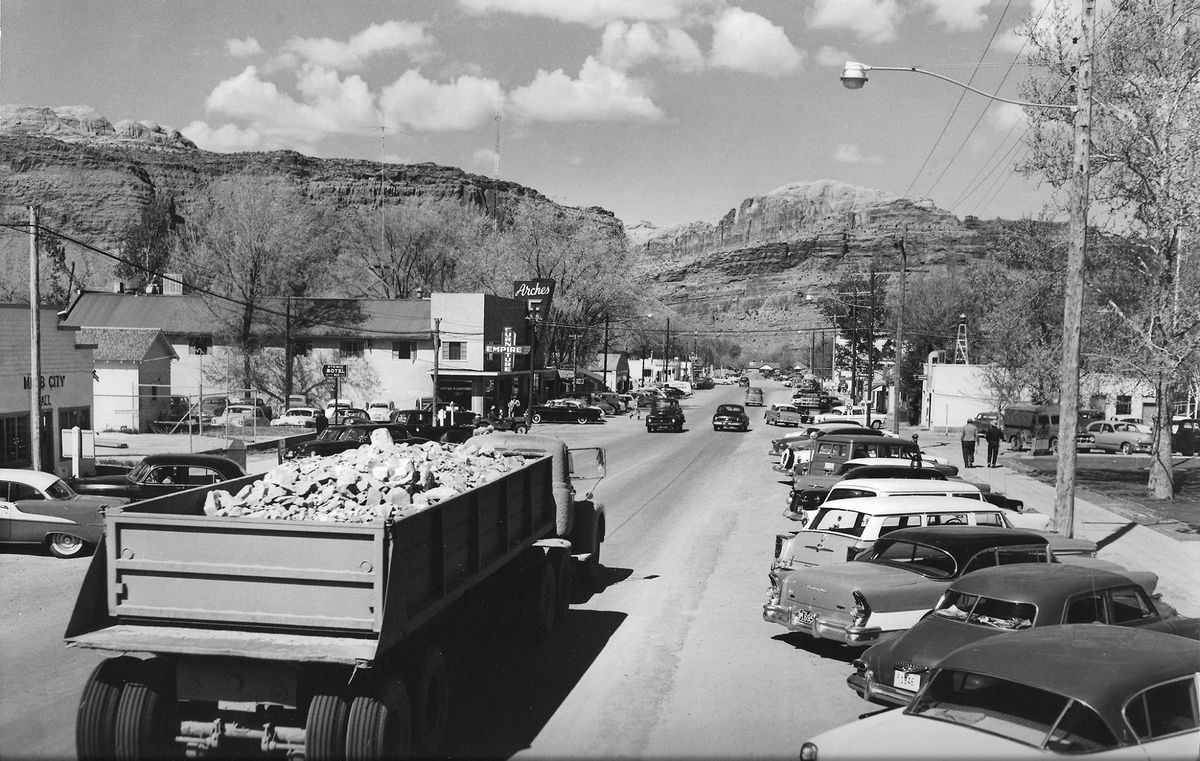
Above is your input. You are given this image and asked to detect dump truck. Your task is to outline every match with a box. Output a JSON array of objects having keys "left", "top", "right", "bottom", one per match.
[{"left": 64, "top": 433, "right": 605, "bottom": 760}]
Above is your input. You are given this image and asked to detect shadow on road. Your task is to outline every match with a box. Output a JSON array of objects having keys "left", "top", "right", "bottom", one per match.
[
  {"left": 442, "top": 608, "right": 627, "bottom": 758},
  {"left": 571, "top": 565, "right": 634, "bottom": 604},
  {"left": 770, "top": 632, "right": 860, "bottom": 664}
]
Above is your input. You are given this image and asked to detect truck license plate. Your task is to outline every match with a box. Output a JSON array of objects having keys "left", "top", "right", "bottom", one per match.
[
  {"left": 894, "top": 671, "right": 921, "bottom": 692},
  {"left": 794, "top": 609, "right": 816, "bottom": 627}
]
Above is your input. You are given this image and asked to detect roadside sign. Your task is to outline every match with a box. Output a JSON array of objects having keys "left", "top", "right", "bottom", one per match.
[{"left": 323, "top": 364, "right": 347, "bottom": 378}]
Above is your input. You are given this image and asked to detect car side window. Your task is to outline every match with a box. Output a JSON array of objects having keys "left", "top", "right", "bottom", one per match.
[
  {"left": 974, "top": 512, "right": 1005, "bottom": 527},
  {"left": 1046, "top": 701, "right": 1119, "bottom": 753},
  {"left": 1124, "top": 678, "right": 1199, "bottom": 740},
  {"left": 961, "top": 549, "right": 997, "bottom": 575},
  {"left": 1065, "top": 593, "right": 1107, "bottom": 623},
  {"left": 926, "top": 513, "right": 968, "bottom": 526},
  {"left": 877, "top": 514, "right": 923, "bottom": 536},
  {"left": 1108, "top": 587, "right": 1154, "bottom": 623},
  {"left": 0, "top": 481, "right": 10, "bottom": 501},
  {"left": 996, "top": 547, "right": 1050, "bottom": 565},
  {"left": 188, "top": 467, "right": 220, "bottom": 486},
  {"left": 12, "top": 483, "right": 43, "bottom": 500}
]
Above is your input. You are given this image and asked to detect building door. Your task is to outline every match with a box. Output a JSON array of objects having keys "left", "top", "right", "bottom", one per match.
[{"left": 39, "top": 409, "right": 54, "bottom": 472}]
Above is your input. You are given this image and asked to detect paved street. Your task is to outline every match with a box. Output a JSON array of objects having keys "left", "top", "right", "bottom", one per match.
[{"left": 2, "top": 381, "right": 1197, "bottom": 760}]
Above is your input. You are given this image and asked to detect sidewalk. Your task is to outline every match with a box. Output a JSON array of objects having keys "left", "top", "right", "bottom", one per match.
[{"left": 911, "top": 423, "right": 1200, "bottom": 617}]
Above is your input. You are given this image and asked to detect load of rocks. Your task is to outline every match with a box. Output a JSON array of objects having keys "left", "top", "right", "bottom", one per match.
[{"left": 203, "top": 429, "right": 527, "bottom": 523}]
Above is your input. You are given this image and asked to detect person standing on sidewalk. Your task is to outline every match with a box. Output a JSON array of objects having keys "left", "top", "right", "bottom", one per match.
[
  {"left": 961, "top": 418, "right": 980, "bottom": 468},
  {"left": 984, "top": 422, "right": 1003, "bottom": 467}
]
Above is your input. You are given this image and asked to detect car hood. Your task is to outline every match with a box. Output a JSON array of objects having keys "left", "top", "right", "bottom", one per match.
[
  {"left": 863, "top": 614, "right": 1001, "bottom": 675},
  {"left": 777, "top": 531, "right": 862, "bottom": 568}
]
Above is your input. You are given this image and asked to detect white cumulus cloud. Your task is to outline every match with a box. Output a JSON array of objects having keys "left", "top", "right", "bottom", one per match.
[
  {"left": 457, "top": 0, "right": 708, "bottom": 27},
  {"left": 921, "top": 0, "right": 992, "bottom": 31},
  {"left": 281, "top": 21, "right": 435, "bottom": 71},
  {"left": 709, "top": 8, "right": 801, "bottom": 76},
  {"left": 815, "top": 45, "right": 854, "bottom": 68},
  {"left": 226, "top": 37, "right": 263, "bottom": 58},
  {"left": 183, "top": 121, "right": 278, "bottom": 153},
  {"left": 810, "top": 0, "right": 901, "bottom": 43},
  {"left": 599, "top": 21, "right": 704, "bottom": 72},
  {"left": 834, "top": 143, "right": 881, "bottom": 164},
  {"left": 509, "top": 56, "right": 664, "bottom": 122},
  {"left": 379, "top": 71, "right": 504, "bottom": 131}
]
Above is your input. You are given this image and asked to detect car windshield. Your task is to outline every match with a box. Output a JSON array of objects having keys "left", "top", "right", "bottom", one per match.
[
  {"left": 933, "top": 590, "right": 1037, "bottom": 629},
  {"left": 862, "top": 539, "right": 958, "bottom": 578},
  {"left": 45, "top": 478, "right": 78, "bottom": 499},
  {"left": 909, "top": 669, "right": 1118, "bottom": 753},
  {"left": 809, "top": 508, "right": 870, "bottom": 537},
  {"left": 127, "top": 462, "right": 155, "bottom": 482}
]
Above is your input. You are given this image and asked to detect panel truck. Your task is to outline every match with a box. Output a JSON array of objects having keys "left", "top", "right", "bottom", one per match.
[{"left": 64, "top": 434, "right": 605, "bottom": 760}]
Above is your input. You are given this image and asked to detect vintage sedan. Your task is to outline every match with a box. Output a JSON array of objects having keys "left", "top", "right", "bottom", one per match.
[
  {"left": 1076, "top": 420, "right": 1153, "bottom": 455},
  {"left": 0, "top": 469, "right": 127, "bottom": 558},
  {"left": 270, "top": 406, "right": 321, "bottom": 427},
  {"left": 712, "top": 403, "right": 750, "bottom": 432},
  {"left": 529, "top": 399, "right": 603, "bottom": 425},
  {"left": 764, "top": 526, "right": 1072, "bottom": 647},
  {"left": 786, "top": 464, "right": 951, "bottom": 520},
  {"left": 812, "top": 405, "right": 885, "bottom": 429},
  {"left": 849, "top": 563, "right": 1200, "bottom": 707},
  {"left": 802, "top": 625, "right": 1200, "bottom": 760},
  {"left": 70, "top": 454, "right": 245, "bottom": 502}
]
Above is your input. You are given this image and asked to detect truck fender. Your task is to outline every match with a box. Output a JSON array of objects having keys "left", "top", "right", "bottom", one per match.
[{"left": 567, "top": 500, "right": 604, "bottom": 561}]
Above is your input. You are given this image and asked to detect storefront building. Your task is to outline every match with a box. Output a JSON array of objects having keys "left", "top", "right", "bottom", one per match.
[{"left": 1, "top": 304, "right": 95, "bottom": 475}]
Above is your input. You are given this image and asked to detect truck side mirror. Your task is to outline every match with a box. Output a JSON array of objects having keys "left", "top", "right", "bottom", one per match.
[{"left": 567, "top": 447, "right": 606, "bottom": 480}]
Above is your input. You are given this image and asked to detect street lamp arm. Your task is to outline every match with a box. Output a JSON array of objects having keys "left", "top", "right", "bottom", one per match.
[{"left": 841, "top": 62, "right": 1074, "bottom": 112}]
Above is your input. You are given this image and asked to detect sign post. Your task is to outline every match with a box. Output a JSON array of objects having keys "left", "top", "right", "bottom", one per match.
[{"left": 323, "top": 363, "right": 347, "bottom": 419}]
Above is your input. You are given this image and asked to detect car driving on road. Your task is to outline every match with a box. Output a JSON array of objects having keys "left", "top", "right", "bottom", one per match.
[{"left": 712, "top": 403, "right": 750, "bottom": 432}]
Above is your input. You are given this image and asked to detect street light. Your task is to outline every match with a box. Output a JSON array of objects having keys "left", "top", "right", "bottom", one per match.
[{"left": 841, "top": 2, "right": 1093, "bottom": 537}]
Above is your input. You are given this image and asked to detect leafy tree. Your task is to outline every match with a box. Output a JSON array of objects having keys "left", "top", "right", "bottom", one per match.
[
  {"left": 1017, "top": 0, "right": 1200, "bottom": 498},
  {"left": 115, "top": 195, "right": 179, "bottom": 289}
]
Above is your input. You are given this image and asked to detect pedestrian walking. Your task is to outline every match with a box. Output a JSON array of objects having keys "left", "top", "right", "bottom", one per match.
[
  {"left": 984, "top": 421, "right": 1003, "bottom": 467},
  {"left": 960, "top": 418, "right": 980, "bottom": 468}
]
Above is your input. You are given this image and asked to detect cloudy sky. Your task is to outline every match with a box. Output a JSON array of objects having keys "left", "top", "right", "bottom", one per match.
[{"left": 3, "top": 0, "right": 1067, "bottom": 229}]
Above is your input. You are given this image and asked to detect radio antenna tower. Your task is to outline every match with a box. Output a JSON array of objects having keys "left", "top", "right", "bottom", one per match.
[
  {"left": 493, "top": 109, "right": 502, "bottom": 179},
  {"left": 954, "top": 313, "right": 970, "bottom": 364}
]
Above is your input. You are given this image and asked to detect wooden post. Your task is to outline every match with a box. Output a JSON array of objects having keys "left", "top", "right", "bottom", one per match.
[
  {"left": 29, "top": 206, "right": 42, "bottom": 471},
  {"left": 893, "top": 231, "right": 907, "bottom": 435}
]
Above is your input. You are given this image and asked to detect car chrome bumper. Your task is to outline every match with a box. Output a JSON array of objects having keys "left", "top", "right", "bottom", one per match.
[
  {"left": 846, "top": 670, "right": 913, "bottom": 707},
  {"left": 761, "top": 603, "right": 880, "bottom": 645}
]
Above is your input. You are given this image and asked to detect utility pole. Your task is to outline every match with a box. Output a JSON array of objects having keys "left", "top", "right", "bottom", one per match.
[
  {"left": 893, "top": 230, "right": 907, "bottom": 435},
  {"left": 663, "top": 316, "right": 670, "bottom": 382},
  {"left": 432, "top": 317, "right": 441, "bottom": 409},
  {"left": 29, "top": 206, "right": 42, "bottom": 471},
  {"left": 602, "top": 315, "right": 610, "bottom": 390},
  {"left": 284, "top": 295, "right": 293, "bottom": 403},
  {"left": 1054, "top": 0, "right": 1095, "bottom": 538},
  {"left": 866, "top": 266, "right": 877, "bottom": 428}
]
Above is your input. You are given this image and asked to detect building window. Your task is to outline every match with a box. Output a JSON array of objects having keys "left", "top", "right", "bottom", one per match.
[
  {"left": 1116, "top": 395, "right": 1132, "bottom": 416},
  {"left": 0, "top": 414, "right": 31, "bottom": 467},
  {"left": 392, "top": 341, "right": 413, "bottom": 359},
  {"left": 339, "top": 340, "right": 364, "bottom": 357},
  {"left": 291, "top": 340, "right": 312, "bottom": 357},
  {"left": 60, "top": 407, "right": 92, "bottom": 432},
  {"left": 442, "top": 341, "right": 465, "bottom": 361},
  {"left": 189, "top": 336, "right": 212, "bottom": 355}
]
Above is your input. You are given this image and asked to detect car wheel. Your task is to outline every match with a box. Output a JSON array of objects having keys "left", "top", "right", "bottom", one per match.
[
  {"left": 514, "top": 425, "right": 528, "bottom": 434},
  {"left": 576, "top": 416, "right": 590, "bottom": 425},
  {"left": 48, "top": 533, "right": 87, "bottom": 559},
  {"left": 531, "top": 413, "right": 543, "bottom": 424},
  {"left": 1049, "top": 437, "right": 1059, "bottom": 455},
  {"left": 1120, "top": 442, "right": 1133, "bottom": 455},
  {"left": 871, "top": 419, "right": 884, "bottom": 429}
]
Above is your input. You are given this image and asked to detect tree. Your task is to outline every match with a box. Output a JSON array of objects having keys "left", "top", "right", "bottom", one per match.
[
  {"left": 1018, "top": 0, "right": 1200, "bottom": 498},
  {"left": 178, "top": 176, "right": 347, "bottom": 393},
  {"left": 115, "top": 195, "right": 179, "bottom": 289}
]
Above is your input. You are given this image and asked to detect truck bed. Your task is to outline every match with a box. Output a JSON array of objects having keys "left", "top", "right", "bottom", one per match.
[{"left": 66, "top": 454, "right": 556, "bottom": 665}]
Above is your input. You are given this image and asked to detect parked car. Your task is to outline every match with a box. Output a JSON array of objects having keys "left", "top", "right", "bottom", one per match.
[
  {"left": 1172, "top": 418, "right": 1199, "bottom": 455},
  {"left": 849, "top": 563, "right": 1200, "bottom": 707},
  {"left": 328, "top": 407, "right": 370, "bottom": 425},
  {"left": 210, "top": 404, "right": 273, "bottom": 428},
  {"left": 712, "top": 403, "right": 750, "bottom": 432},
  {"left": 764, "top": 403, "right": 805, "bottom": 427},
  {"left": 70, "top": 454, "right": 246, "bottom": 502},
  {"left": 1076, "top": 419, "right": 1154, "bottom": 455},
  {"left": 529, "top": 399, "right": 603, "bottom": 425},
  {"left": 693, "top": 377, "right": 715, "bottom": 390},
  {"left": 804, "top": 625, "right": 1200, "bottom": 760},
  {"left": 0, "top": 469, "right": 128, "bottom": 558},
  {"left": 770, "top": 422, "right": 871, "bottom": 457},
  {"left": 1002, "top": 404, "right": 1106, "bottom": 452},
  {"left": 785, "top": 464, "right": 952, "bottom": 522},
  {"left": 818, "top": 479, "right": 1048, "bottom": 531},
  {"left": 283, "top": 423, "right": 416, "bottom": 460},
  {"left": 794, "top": 433, "right": 924, "bottom": 480},
  {"left": 812, "top": 405, "right": 884, "bottom": 429},
  {"left": 646, "top": 398, "right": 686, "bottom": 433},
  {"left": 270, "top": 406, "right": 321, "bottom": 427},
  {"left": 389, "top": 408, "right": 478, "bottom": 440},
  {"left": 764, "top": 525, "right": 1075, "bottom": 647},
  {"left": 594, "top": 391, "right": 627, "bottom": 412},
  {"left": 366, "top": 399, "right": 395, "bottom": 422},
  {"left": 745, "top": 387, "right": 765, "bottom": 407}
]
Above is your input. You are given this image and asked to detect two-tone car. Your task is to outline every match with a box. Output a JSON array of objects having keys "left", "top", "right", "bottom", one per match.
[
  {"left": 1, "top": 469, "right": 128, "bottom": 558},
  {"left": 70, "top": 454, "right": 245, "bottom": 502},
  {"left": 802, "top": 625, "right": 1200, "bottom": 760},
  {"left": 712, "top": 403, "right": 750, "bottom": 432},
  {"left": 764, "top": 525, "right": 1089, "bottom": 647},
  {"left": 1076, "top": 419, "right": 1154, "bottom": 454},
  {"left": 849, "top": 563, "right": 1200, "bottom": 707}
]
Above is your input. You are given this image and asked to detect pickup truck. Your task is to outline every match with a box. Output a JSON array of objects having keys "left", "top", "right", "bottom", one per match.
[
  {"left": 64, "top": 434, "right": 606, "bottom": 760},
  {"left": 646, "top": 398, "right": 686, "bottom": 432}
]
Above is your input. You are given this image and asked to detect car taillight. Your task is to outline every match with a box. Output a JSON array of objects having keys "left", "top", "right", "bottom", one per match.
[{"left": 851, "top": 591, "right": 871, "bottom": 627}]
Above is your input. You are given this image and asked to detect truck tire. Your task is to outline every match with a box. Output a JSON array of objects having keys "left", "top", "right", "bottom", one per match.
[
  {"left": 406, "top": 647, "right": 449, "bottom": 756},
  {"left": 552, "top": 549, "right": 573, "bottom": 622},
  {"left": 113, "top": 658, "right": 176, "bottom": 760},
  {"left": 306, "top": 693, "right": 350, "bottom": 761},
  {"left": 520, "top": 557, "right": 558, "bottom": 643},
  {"left": 77, "top": 656, "right": 137, "bottom": 761},
  {"left": 346, "top": 682, "right": 411, "bottom": 760}
]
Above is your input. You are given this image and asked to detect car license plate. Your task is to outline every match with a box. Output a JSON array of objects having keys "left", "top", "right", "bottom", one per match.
[
  {"left": 894, "top": 671, "right": 921, "bottom": 691},
  {"left": 794, "top": 609, "right": 816, "bottom": 627}
]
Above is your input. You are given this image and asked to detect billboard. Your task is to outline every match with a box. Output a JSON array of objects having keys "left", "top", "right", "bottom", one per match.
[{"left": 513, "top": 279, "right": 555, "bottom": 321}]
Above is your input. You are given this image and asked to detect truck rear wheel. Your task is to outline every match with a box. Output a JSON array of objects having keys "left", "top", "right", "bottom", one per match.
[
  {"left": 406, "top": 647, "right": 449, "bottom": 756},
  {"left": 306, "top": 693, "right": 350, "bottom": 761},
  {"left": 113, "top": 658, "right": 177, "bottom": 760},
  {"left": 346, "top": 681, "right": 411, "bottom": 760},
  {"left": 520, "top": 557, "right": 559, "bottom": 643},
  {"left": 77, "top": 656, "right": 137, "bottom": 761}
]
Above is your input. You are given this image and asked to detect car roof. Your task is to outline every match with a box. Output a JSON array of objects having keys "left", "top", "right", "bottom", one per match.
[
  {"left": 936, "top": 625, "right": 1200, "bottom": 717},
  {"left": 818, "top": 495, "right": 1002, "bottom": 517},
  {"left": 947, "top": 563, "right": 1143, "bottom": 607},
  {"left": 840, "top": 465, "right": 947, "bottom": 479},
  {"left": 833, "top": 478, "right": 979, "bottom": 493},
  {"left": 877, "top": 525, "right": 1049, "bottom": 551},
  {"left": 818, "top": 433, "right": 913, "bottom": 444},
  {"left": 138, "top": 454, "right": 243, "bottom": 469},
  {"left": 0, "top": 468, "right": 63, "bottom": 489}
]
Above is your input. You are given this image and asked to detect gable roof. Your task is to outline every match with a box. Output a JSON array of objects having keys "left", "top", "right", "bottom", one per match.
[
  {"left": 59, "top": 291, "right": 433, "bottom": 339},
  {"left": 75, "top": 327, "right": 178, "bottom": 362}
]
